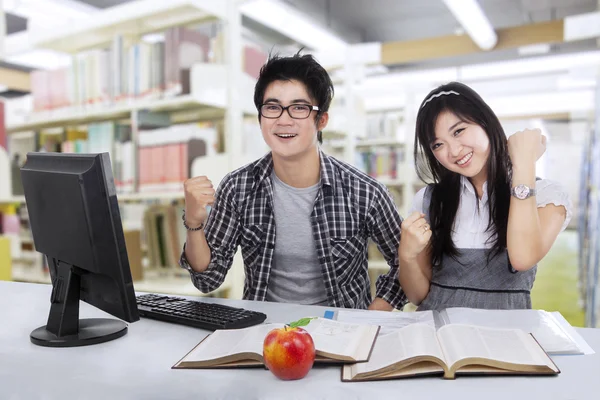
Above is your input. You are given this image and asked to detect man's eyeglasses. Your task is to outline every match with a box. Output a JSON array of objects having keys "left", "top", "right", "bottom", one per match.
[{"left": 260, "top": 103, "right": 320, "bottom": 119}]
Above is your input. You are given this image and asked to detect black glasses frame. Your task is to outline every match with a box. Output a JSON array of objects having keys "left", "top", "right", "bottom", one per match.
[{"left": 259, "top": 103, "right": 320, "bottom": 119}]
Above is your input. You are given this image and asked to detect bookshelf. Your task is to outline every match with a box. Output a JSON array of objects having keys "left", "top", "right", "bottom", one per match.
[
  {"left": 29, "top": 0, "right": 228, "bottom": 54},
  {"left": 0, "top": 0, "right": 251, "bottom": 300},
  {"left": 355, "top": 138, "right": 405, "bottom": 148},
  {"left": 0, "top": 196, "right": 26, "bottom": 204},
  {"left": 118, "top": 192, "right": 185, "bottom": 202},
  {"left": 7, "top": 64, "right": 257, "bottom": 134}
]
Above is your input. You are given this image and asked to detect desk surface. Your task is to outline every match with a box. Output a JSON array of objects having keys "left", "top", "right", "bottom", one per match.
[{"left": 2, "top": 281, "right": 599, "bottom": 400}]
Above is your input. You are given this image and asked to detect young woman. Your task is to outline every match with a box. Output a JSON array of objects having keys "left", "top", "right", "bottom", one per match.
[{"left": 398, "top": 82, "right": 572, "bottom": 310}]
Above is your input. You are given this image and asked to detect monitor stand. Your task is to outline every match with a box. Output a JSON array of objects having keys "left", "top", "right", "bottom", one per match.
[{"left": 30, "top": 262, "right": 128, "bottom": 347}]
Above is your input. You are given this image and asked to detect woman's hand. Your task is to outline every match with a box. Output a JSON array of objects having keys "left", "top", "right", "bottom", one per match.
[
  {"left": 399, "top": 211, "right": 432, "bottom": 261},
  {"left": 508, "top": 128, "right": 547, "bottom": 168}
]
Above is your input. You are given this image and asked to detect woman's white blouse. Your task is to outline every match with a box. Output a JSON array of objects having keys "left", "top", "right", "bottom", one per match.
[{"left": 411, "top": 177, "right": 573, "bottom": 249}]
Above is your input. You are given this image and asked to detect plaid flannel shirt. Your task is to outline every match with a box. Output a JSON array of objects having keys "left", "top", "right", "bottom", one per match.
[{"left": 180, "top": 150, "right": 407, "bottom": 309}]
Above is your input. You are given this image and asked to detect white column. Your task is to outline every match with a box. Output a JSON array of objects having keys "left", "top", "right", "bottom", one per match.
[
  {"left": 593, "top": 52, "right": 600, "bottom": 328},
  {"left": 225, "top": 0, "right": 245, "bottom": 299},
  {"left": 130, "top": 109, "right": 139, "bottom": 193},
  {"left": 225, "top": 0, "right": 243, "bottom": 163},
  {"left": 402, "top": 90, "right": 418, "bottom": 218},
  {"left": 343, "top": 51, "right": 356, "bottom": 164},
  {"left": 0, "top": 0, "right": 5, "bottom": 60},
  {"left": 342, "top": 46, "right": 366, "bottom": 164},
  {"left": 597, "top": 0, "right": 600, "bottom": 48}
]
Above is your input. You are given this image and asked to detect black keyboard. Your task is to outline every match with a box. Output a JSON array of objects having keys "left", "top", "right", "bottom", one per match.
[{"left": 136, "top": 294, "right": 267, "bottom": 330}]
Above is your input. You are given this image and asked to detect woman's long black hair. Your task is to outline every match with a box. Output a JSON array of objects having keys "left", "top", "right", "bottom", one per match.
[{"left": 415, "top": 82, "right": 512, "bottom": 265}]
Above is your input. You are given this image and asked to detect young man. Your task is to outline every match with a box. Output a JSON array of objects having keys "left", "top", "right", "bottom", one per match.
[{"left": 180, "top": 52, "right": 406, "bottom": 310}]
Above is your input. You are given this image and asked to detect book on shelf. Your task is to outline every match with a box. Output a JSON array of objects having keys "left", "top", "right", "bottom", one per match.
[
  {"left": 355, "top": 147, "right": 405, "bottom": 180},
  {"left": 365, "top": 111, "right": 404, "bottom": 140},
  {"left": 341, "top": 323, "right": 559, "bottom": 381},
  {"left": 28, "top": 24, "right": 218, "bottom": 113},
  {"left": 335, "top": 307, "right": 591, "bottom": 355},
  {"left": 0, "top": 101, "right": 6, "bottom": 149},
  {"left": 25, "top": 23, "right": 268, "bottom": 116},
  {"left": 242, "top": 45, "right": 268, "bottom": 79},
  {"left": 138, "top": 123, "right": 217, "bottom": 193},
  {"left": 0, "top": 236, "right": 12, "bottom": 281},
  {"left": 143, "top": 204, "right": 185, "bottom": 269},
  {"left": 164, "top": 26, "right": 211, "bottom": 97},
  {"left": 172, "top": 318, "right": 380, "bottom": 369}
]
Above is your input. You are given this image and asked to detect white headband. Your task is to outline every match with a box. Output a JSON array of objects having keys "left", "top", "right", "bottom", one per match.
[{"left": 421, "top": 90, "right": 460, "bottom": 109}]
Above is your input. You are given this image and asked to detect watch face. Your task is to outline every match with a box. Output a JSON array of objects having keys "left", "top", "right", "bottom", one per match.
[{"left": 514, "top": 184, "right": 530, "bottom": 199}]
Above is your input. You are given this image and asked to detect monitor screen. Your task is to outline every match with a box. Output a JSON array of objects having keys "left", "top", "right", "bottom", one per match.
[{"left": 21, "top": 152, "right": 139, "bottom": 347}]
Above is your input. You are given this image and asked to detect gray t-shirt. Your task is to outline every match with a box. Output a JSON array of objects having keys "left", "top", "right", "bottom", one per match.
[{"left": 266, "top": 171, "right": 328, "bottom": 306}]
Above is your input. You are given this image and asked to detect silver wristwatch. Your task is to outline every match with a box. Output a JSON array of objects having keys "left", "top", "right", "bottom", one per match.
[{"left": 511, "top": 184, "right": 536, "bottom": 200}]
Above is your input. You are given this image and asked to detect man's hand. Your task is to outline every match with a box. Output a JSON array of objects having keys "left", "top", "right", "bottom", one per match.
[
  {"left": 368, "top": 297, "right": 394, "bottom": 311},
  {"left": 183, "top": 176, "right": 215, "bottom": 228}
]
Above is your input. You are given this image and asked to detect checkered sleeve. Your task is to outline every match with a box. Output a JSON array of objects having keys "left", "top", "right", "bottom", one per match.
[
  {"left": 367, "top": 185, "right": 407, "bottom": 310},
  {"left": 179, "top": 174, "right": 241, "bottom": 293}
]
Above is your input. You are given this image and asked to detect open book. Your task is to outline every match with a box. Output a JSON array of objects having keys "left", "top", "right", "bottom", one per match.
[
  {"left": 441, "top": 308, "right": 592, "bottom": 355},
  {"left": 173, "top": 318, "right": 380, "bottom": 369},
  {"left": 342, "top": 323, "right": 559, "bottom": 381},
  {"left": 335, "top": 307, "right": 592, "bottom": 355}
]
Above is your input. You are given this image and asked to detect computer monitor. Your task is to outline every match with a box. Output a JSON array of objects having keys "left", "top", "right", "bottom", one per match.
[{"left": 21, "top": 152, "right": 139, "bottom": 347}]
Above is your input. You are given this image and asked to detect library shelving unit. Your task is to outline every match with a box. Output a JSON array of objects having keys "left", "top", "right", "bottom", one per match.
[
  {"left": 1, "top": 0, "right": 254, "bottom": 300},
  {"left": 577, "top": 75, "right": 600, "bottom": 328},
  {"left": 579, "top": 123, "right": 600, "bottom": 326},
  {"left": 321, "top": 62, "right": 425, "bottom": 279},
  {"left": 0, "top": 196, "right": 25, "bottom": 204}
]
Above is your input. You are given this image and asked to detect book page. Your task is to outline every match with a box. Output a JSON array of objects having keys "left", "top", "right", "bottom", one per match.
[
  {"left": 443, "top": 307, "right": 582, "bottom": 354},
  {"left": 550, "top": 312, "right": 595, "bottom": 355},
  {"left": 437, "top": 324, "right": 552, "bottom": 369},
  {"left": 301, "top": 318, "right": 372, "bottom": 359},
  {"left": 184, "top": 324, "right": 283, "bottom": 362},
  {"left": 352, "top": 323, "right": 445, "bottom": 375},
  {"left": 336, "top": 309, "right": 436, "bottom": 336}
]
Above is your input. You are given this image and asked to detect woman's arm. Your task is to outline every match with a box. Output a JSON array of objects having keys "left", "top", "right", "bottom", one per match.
[
  {"left": 398, "top": 211, "right": 433, "bottom": 305},
  {"left": 399, "top": 241, "right": 432, "bottom": 305},
  {"left": 507, "top": 129, "right": 568, "bottom": 271}
]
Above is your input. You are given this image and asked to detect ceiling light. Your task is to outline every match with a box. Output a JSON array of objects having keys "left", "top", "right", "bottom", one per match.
[
  {"left": 240, "top": 0, "right": 347, "bottom": 51},
  {"left": 442, "top": 0, "right": 497, "bottom": 50},
  {"left": 460, "top": 50, "right": 600, "bottom": 80},
  {"left": 487, "top": 90, "right": 595, "bottom": 117},
  {"left": 564, "top": 11, "right": 600, "bottom": 41},
  {"left": 360, "top": 67, "right": 458, "bottom": 92},
  {"left": 518, "top": 43, "right": 551, "bottom": 56},
  {"left": 556, "top": 76, "right": 597, "bottom": 90}
]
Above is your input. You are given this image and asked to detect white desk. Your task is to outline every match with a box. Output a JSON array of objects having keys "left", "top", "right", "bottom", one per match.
[{"left": 1, "top": 281, "right": 599, "bottom": 400}]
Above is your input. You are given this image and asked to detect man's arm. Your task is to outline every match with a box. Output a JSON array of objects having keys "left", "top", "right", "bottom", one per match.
[
  {"left": 368, "top": 297, "right": 394, "bottom": 311},
  {"left": 366, "top": 186, "right": 407, "bottom": 311},
  {"left": 180, "top": 174, "right": 241, "bottom": 293}
]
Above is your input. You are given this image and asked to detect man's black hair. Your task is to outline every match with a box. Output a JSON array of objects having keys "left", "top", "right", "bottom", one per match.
[{"left": 254, "top": 51, "right": 334, "bottom": 144}]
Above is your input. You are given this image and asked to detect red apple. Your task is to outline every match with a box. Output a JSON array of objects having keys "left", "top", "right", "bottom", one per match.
[{"left": 263, "top": 324, "right": 316, "bottom": 380}]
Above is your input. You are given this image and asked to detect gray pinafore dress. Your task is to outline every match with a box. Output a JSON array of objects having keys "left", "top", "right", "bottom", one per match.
[{"left": 417, "top": 185, "right": 537, "bottom": 311}]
